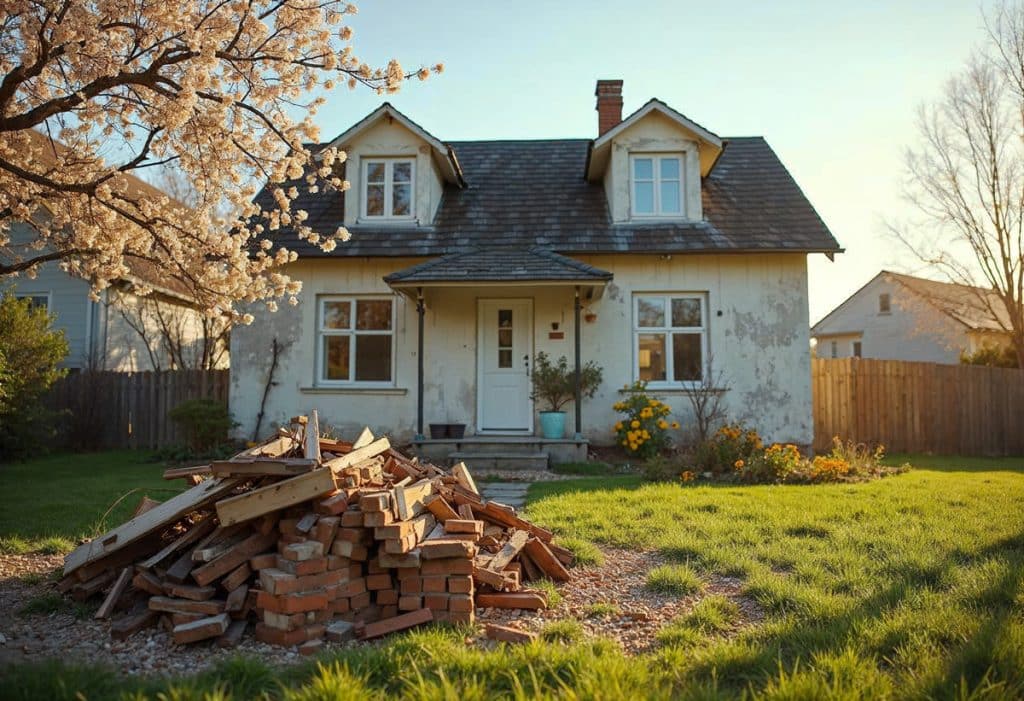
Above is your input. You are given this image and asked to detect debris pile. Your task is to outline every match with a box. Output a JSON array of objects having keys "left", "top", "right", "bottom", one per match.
[{"left": 59, "top": 413, "right": 571, "bottom": 651}]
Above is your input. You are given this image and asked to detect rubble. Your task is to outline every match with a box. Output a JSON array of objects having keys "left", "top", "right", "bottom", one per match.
[{"left": 58, "top": 413, "right": 572, "bottom": 649}]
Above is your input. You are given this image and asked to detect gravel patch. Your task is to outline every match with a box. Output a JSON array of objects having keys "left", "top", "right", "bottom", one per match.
[{"left": 0, "top": 547, "right": 764, "bottom": 675}]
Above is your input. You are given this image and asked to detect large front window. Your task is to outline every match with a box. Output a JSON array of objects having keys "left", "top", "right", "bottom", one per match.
[
  {"left": 631, "top": 154, "right": 684, "bottom": 217},
  {"left": 362, "top": 158, "right": 414, "bottom": 219},
  {"left": 317, "top": 296, "right": 394, "bottom": 384},
  {"left": 633, "top": 293, "right": 707, "bottom": 386}
]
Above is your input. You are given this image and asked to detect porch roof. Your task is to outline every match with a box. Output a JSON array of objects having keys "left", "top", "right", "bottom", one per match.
[{"left": 382, "top": 248, "right": 613, "bottom": 287}]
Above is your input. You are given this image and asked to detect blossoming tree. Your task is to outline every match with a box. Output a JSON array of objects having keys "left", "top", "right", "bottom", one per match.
[{"left": 0, "top": 0, "right": 441, "bottom": 319}]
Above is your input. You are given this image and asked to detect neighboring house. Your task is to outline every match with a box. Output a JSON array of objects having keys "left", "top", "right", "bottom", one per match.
[
  {"left": 811, "top": 270, "right": 1013, "bottom": 364},
  {"left": 231, "top": 79, "right": 840, "bottom": 459},
  {"left": 1, "top": 133, "right": 228, "bottom": 371}
]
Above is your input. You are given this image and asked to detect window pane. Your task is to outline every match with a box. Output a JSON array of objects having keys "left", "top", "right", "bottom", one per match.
[
  {"left": 671, "top": 298, "right": 701, "bottom": 327},
  {"left": 498, "top": 349, "right": 512, "bottom": 368},
  {"left": 366, "top": 162, "right": 385, "bottom": 183},
  {"left": 636, "top": 297, "right": 665, "bottom": 327},
  {"left": 660, "top": 181, "right": 681, "bottom": 213},
  {"left": 660, "top": 157, "right": 680, "bottom": 179},
  {"left": 392, "top": 161, "right": 412, "bottom": 183},
  {"left": 355, "top": 335, "right": 392, "bottom": 381},
  {"left": 633, "top": 158, "right": 653, "bottom": 180},
  {"left": 17, "top": 295, "right": 48, "bottom": 311},
  {"left": 356, "top": 299, "right": 392, "bottom": 330},
  {"left": 638, "top": 333, "right": 666, "bottom": 382},
  {"left": 673, "top": 333, "right": 702, "bottom": 382},
  {"left": 498, "top": 309, "right": 512, "bottom": 328},
  {"left": 324, "top": 336, "right": 350, "bottom": 380},
  {"left": 498, "top": 328, "right": 512, "bottom": 347},
  {"left": 323, "top": 300, "right": 351, "bottom": 329},
  {"left": 634, "top": 181, "right": 654, "bottom": 214},
  {"left": 392, "top": 183, "right": 411, "bottom": 216},
  {"left": 366, "top": 184, "right": 384, "bottom": 216}
]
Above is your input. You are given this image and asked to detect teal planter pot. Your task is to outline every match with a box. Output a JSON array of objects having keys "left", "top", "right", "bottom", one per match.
[{"left": 539, "top": 411, "right": 566, "bottom": 439}]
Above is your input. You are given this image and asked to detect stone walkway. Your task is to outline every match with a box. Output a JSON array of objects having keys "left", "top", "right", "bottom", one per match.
[{"left": 480, "top": 481, "right": 529, "bottom": 508}]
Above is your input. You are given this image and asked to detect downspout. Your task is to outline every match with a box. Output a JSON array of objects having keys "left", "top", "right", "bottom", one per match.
[
  {"left": 416, "top": 288, "right": 425, "bottom": 440},
  {"left": 574, "top": 285, "right": 583, "bottom": 440}
]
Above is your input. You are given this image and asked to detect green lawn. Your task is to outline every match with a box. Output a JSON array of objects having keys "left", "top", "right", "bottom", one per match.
[
  {"left": 0, "top": 450, "right": 182, "bottom": 554},
  {"left": 2, "top": 454, "right": 1024, "bottom": 699}
]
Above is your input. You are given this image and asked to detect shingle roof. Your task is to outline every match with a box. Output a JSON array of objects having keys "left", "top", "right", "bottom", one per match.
[
  {"left": 383, "top": 247, "right": 612, "bottom": 284},
  {"left": 254, "top": 127, "right": 840, "bottom": 258},
  {"left": 886, "top": 271, "right": 1011, "bottom": 332}
]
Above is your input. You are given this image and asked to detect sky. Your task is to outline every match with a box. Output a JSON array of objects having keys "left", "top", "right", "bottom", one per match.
[{"left": 311, "top": 0, "right": 988, "bottom": 323}]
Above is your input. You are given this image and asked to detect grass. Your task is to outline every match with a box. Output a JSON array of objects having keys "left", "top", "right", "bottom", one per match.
[
  {"left": 0, "top": 450, "right": 176, "bottom": 554},
  {"left": 3, "top": 452, "right": 1024, "bottom": 699},
  {"left": 17, "top": 591, "right": 96, "bottom": 619},
  {"left": 645, "top": 564, "right": 705, "bottom": 595},
  {"left": 583, "top": 601, "right": 621, "bottom": 617}
]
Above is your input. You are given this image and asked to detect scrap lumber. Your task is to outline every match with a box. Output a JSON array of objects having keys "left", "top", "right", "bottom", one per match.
[
  {"left": 234, "top": 435, "right": 296, "bottom": 459},
  {"left": 162, "top": 465, "right": 212, "bottom": 481},
  {"left": 64, "top": 477, "right": 241, "bottom": 576},
  {"left": 323, "top": 437, "right": 391, "bottom": 473},
  {"left": 357, "top": 608, "right": 432, "bottom": 640},
  {"left": 137, "top": 516, "right": 216, "bottom": 570},
  {"left": 192, "top": 532, "right": 277, "bottom": 586},
  {"left": 475, "top": 592, "right": 547, "bottom": 610},
  {"left": 304, "top": 410, "right": 321, "bottom": 462},
  {"left": 393, "top": 479, "right": 432, "bottom": 521},
  {"left": 216, "top": 469, "right": 336, "bottom": 527},
  {"left": 451, "top": 462, "right": 479, "bottom": 495},
  {"left": 94, "top": 567, "right": 133, "bottom": 620},
  {"left": 522, "top": 538, "right": 571, "bottom": 582},
  {"left": 111, "top": 608, "right": 159, "bottom": 640},
  {"left": 173, "top": 612, "right": 230, "bottom": 644},
  {"left": 485, "top": 623, "right": 537, "bottom": 644},
  {"left": 481, "top": 529, "right": 529, "bottom": 572},
  {"left": 352, "top": 427, "right": 374, "bottom": 449},
  {"left": 209, "top": 458, "right": 316, "bottom": 478}
]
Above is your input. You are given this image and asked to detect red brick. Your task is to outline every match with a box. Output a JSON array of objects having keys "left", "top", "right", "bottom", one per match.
[
  {"left": 400, "top": 577, "right": 421, "bottom": 594},
  {"left": 256, "top": 590, "right": 328, "bottom": 614},
  {"left": 366, "top": 573, "right": 392, "bottom": 591},
  {"left": 380, "top": 604, "right": 398, "bottom": 618},
  {"left": 394, "top": 566, "right": 420, "bottom": 580},
  {"left": 423, "top": 593, "right": 448, "bottom": 610},
  {"left": 421, "top": 576, "right": 447, "bottom": 593},
  {"left": 447, "top": 576, "right": 473, "bottom": 594},
  {"left": 298, "top": 638, "right": 324, "bottom": 656},
  {"left": 340, "top": 511, "right": 364, "bottom": 527},
  {"left": 327, "top": 555, "right": 350, "bottom": 571},
  {"left": 421, "top": 558, "right": 473, "bottom": 576},
  {"left": 448, "top": 594, "right": 473, "bottom": 613},
  {"left": 350, "top": 590, "right": 371, "bottom": 610},
  {"left": 317, "top": 492, "right": 349, "bottom": 516},
  {"left": 449, "top": 609, "right": 474, "bottom": 624},
  {"left": 278, "top": 518, "right": 300, "bottom": 536},
  {"left": 398, "top": 595, "right": 422, "bottom": 611},
  {"left": 280, "top": 541, "right": 325, "bottom": 562},
  {"left": 254, "top": 622, "right": 324, "bottom": 647},
  {"left": 275, "top": 555, "right": 327, "bottom": 576},
  {"left": 375, "top": 589, "right": 399, "bottom": 606},
  {"left": 358, "top": 608, "right": 433, "bottom": 640},
  {"left": 331, "top": 597, "right": 351, "bottom": 614},
  {"left": 342, "top": 578, "right": 366, "bottom": 597}
]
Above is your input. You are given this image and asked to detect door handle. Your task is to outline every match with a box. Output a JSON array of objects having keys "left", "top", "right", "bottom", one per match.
[{"left": 524, "top": 354, "right": 530, "bottom": 376}]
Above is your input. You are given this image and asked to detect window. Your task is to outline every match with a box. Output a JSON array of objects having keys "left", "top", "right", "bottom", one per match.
[
  {"left": 878, "top": 293, "right": 891, "bottom": 314},
  {"left": 852, "top": 341, "right": 862, "bottom": 358},
  {"left": 15, "top": 293, "right": 49, "bottom": 311},
  {"left": 631, "top": 154, "right": 684, "bottom": 217},
  {"left": 317, "top": 296, "right": 394, "bottom": 384},
  {"left": 830, "top": 341, "right": 838, "bottom": 359},
  {"left": 633, "top": 294, "right": 707, "bottom": 386},
  {"left": 362, "top": 158, "right": 414, "bottom": 219}
]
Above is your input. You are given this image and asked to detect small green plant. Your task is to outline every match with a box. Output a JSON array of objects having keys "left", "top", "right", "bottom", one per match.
[
  {"left": 641, "top": 454, "right": 683, "bottom": 482},
  {"left": 168, "top": 398, "right": 237, "bottom": 455},
  {"left": 529, "top": 351, "right": 603, "bottom": 412},
  {"left": 18, "top": 592, "right": 95, "bottom": 619},
  {"left": 612, "top": 381, "right": 679, "bottom": 459},
  {"left": 531, "top": 578, "right": 563, "bottom": 608},
  {"left": 681, "top": 594, "right": 741, "bottom": 634},
  {"left": 693, "top": 423, "right": 763, "bottom": 475},
  {"left": 556, "top": 536, "right": 605, "bottom": 567},
  {"left": 645, "top": 564, "right": 705, "bottom": 596},
  {"left": 540, "top": 619, "right": 585, "bottom": 644},
  {"left": 583, "top": 602, "right": 620, "bottom": 618}
]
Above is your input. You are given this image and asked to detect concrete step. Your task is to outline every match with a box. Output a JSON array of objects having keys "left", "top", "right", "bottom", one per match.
[{"left": 449, "top": 451, "right": 549, "bottom": 471}]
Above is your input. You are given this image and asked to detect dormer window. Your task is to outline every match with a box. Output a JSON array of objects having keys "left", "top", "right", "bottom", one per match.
[
  {"left": 362, "top": 158, "right": 414, "bottom": 220},
  {"left": 631, "top": 153, "right": 684, "bottom": 218}
]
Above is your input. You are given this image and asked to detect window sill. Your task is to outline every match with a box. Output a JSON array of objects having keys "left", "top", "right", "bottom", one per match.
[
  {"left": 354, "top": 217, "right": 419, "bottom": 227},
  {"left": 619, "top": 386, "right": 728, "bottom": 395},
  {"left": 300, "top": 386, "right": 408, "bottom": 396}
]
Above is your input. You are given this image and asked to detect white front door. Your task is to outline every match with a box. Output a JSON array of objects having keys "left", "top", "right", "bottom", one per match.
[{"left": 477, "top": 299, "right": 533, "bottom": 433}]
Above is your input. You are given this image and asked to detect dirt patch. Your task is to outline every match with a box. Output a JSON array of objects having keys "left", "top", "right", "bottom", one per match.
[{"left": 0, "top": 548, "right": 764, "bottom": 674}]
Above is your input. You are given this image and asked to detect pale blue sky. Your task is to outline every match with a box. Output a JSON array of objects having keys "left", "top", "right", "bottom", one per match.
[{"left": 315, "top": 1, "right": 987, "bottom": 322}]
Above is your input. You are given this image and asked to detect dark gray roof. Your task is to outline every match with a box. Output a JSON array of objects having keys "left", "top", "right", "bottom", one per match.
[
  {"left": 254, "top": 131, "right": 840, "bottom": 258},
  {"left": 383, "top": 248, "right": 613, "bottom": 284}
]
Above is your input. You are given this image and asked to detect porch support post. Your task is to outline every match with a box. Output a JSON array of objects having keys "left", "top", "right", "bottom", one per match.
[
  {"left": 574, "top": 285, "right": 583, "bottom": 440},
  {"left": 416, "top": 287, "right": 425, "bottom": 440}
]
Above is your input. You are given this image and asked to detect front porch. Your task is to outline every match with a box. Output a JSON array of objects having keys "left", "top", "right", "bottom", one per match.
[{"left": 410, "top": 435, "right": 589, "bottom": 470}]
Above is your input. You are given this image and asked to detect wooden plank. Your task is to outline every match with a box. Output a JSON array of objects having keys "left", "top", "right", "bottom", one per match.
[
  {"left": 451, "top": 462, "right": 479, "bottom": 495},
  {"left": 352, "top": 426, "right": 374, "bottom": 449},
  {"left": 137, "top": 516, "right": 216, "bottom": 570},
  {"left": 393, "top": 479, "right": 433, "bottom": 521},
  {"left": 94, "top": 567, "right": 133, "bottom": 620},
  {"left": 173, "top": 612, "right": 230, "bottom": 644},
  {"left": 475, "top": 591, "right": 547, "bottom": 610},
  {"left": 192, "top": 532, "right": 277, "bottom": 586},
  {"left": 522, "top": 538, "right": 570, "bottom": 582},
  {"left": 466, "top": 501, "right": 553, "bottom": 543},
  {"left": 358, "top": 608, "right": 433, "bottom": 640},
  {"left": 480, "top": 530, "right": 529, "bottom": 572},
  {"left": 323, "top": 437, "right": 391, "bottom": 473},
  {"left": 215, "top": 469, "right": 336, "bottom": 527},
  {"left": 304, "top": 409, "right": 321, "bottom": 462},
  {"left": 162, "top": 465, "right": 212, "bottom": 481},
  {"left": 64, "top": 477, "right": 241, "bottom": 576},
  {"left": 424, "top": 494, "right": 459, "bottom": 522},
  {"left": 209, "top": 458, "right": 316, "bottom": 478}
]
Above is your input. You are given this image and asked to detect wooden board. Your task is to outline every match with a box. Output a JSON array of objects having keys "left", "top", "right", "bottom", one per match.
[
  {"left": 481, "top": 530, "right": 529, "bottom": 572},
  {"left": 233, "top": 435, "right": 296, "bottom": 459},
  {"left": 393, "top": 479, "right": 432, "bottom": 521},
  {"left": 215, "top": 469, "right": 336, "bottom": 527},
  {"left": 522, "top": 538, "right": 570, "bottom": 582},
  {"left": 304, "top": 409, "right": 321, "bottom": 461},
  {"left": 209, "top": 458, "right": 316, "bottom": 478},
  {"left": 137, "top": 516, "right": 216, "bottom": 570},
  {"left": 451, "top": 462, "right": 478, "bottom": 495},
  {"left": 352, "top": 426, "right": 374, "bottom": 449},
  {"left": 94, "top": 567, "right": 133, "bottom": 620},
  {"left": 64, "top": 477, "right": 241, "bottom": 577},
  {"left": 162, "top": 465, "right": 212, "bottom": 480},
  {"left": 323, "top": 437, "right": 391, "bottom": 473}
]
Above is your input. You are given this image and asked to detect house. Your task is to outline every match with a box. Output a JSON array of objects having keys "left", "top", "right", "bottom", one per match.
[
  {"left": 1, "top": 131, "right": 228, "bottom": 371},
  {"left": 230, "top": 80, "right": 840, "bottom": 463},
  {"left": 811, "top": 271, "right": 1014, "bottom": 364}
]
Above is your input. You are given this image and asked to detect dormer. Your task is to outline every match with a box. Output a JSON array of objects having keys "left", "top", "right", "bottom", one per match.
[
  {"left": 320, "top": 104, "right": 463, "bottom": 228},
  {"left": 585, "top": 81, "right": 723, "bottom": 224}
]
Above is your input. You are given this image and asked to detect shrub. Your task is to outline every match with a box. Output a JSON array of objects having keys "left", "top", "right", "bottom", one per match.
[
  {"left": 740, "top": 443, "right": 803, "bottom": 482},
  {"left": 693, "top": 423, "right": 764, "bottom": 474},
  {"left": 612, "top": 381, "right": 679, "bottom": 459},
  {"left": 529, "top": 351, "right": 603, "bottom": 412},
  {"left": 168, "top": 398, "right": 237, "bottom": 455},
  {"left": 0, "top": 293, "right": 68, "bottom": 460},
  {"left": 645, "top": 564, "right": 704, "bottom": 595}
]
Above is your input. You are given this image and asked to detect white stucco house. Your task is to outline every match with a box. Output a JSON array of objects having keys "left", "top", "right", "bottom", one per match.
[
  {"left": 231, "top": 80, "right": 841, "bottom": 464},
  {"left": 811, "top": 271, "right": 1014, "bottom": 365}
]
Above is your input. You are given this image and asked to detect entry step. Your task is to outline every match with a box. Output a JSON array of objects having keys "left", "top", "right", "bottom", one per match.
[{"left": 448, "top": 451, "right": 549, "bottom": 471}]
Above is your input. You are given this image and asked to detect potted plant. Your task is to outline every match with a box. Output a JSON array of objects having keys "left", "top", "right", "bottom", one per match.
[{"left": 530, "top": 351, "right": 603, "bottom": 439}]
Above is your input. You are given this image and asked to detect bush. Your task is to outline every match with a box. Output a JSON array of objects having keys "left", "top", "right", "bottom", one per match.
[
  {"left": 168, "top": 398, "right": 236, "bottom": 455},
  {"left": 529, "top": 351, "right": 603, "bottom": 412},
  {"left": 693, "top": 423, "right": 763, "bottom": 475},
  {"left": 612, "top": 381, "right": 679, "bottom": 459},
  {"left": 961, "top": 344, "right": 1018, "bottom": 368},
  {"left": 0, "top": 294, "right": 68, "bottom": 460}
]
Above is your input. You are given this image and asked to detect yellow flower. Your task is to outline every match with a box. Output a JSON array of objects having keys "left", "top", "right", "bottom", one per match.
[
  {"left": 629, "top": 442, "right": 638, "bottom": 451},
  {"left": 649, "top": 399, "right": 659, "bottom": 407},
  {"left": 630, "top": 420, "right": 640, "bottom": 429},
  {"left": 621, "top": 440, "right": 628, "bottom": 446},
  {"left": 671, "top": 421, "right": 680, "bottom": 429},
  {"left": 614, "top": 421, "right": 623, "bottom": 431},
  {"left": 641, "top": 430, "right": 650, "bottom": 440},
  {"left": 734, "top": 459, "right": 745, "bottom": 469},
  {"left": 657, "top": 419, "right": 668, "bottom": 430}
]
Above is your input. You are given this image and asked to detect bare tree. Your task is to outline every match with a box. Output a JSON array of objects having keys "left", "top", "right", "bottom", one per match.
[
  {"left": 684, "top": 353, "right": 730, "bottom": 444},
  {"left": 892, "top": 1, "right": 1024, "bottom": 367}
]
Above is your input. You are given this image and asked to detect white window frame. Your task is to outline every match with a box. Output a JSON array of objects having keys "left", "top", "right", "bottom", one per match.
[
  {"left": 14, "top": 291, "right": 51, "bottom": 311},
  {"left": 632, "top": 293, "right": 708, "bottom": 388},
  {"left": 361, "top": 158, "right": 416, "bottom": 220},
  {"left": 316, "top": 295, "right": 397, "bottom": 387},
  {"left": 629, "top": 153, "right": 685, "bottom": 218}
]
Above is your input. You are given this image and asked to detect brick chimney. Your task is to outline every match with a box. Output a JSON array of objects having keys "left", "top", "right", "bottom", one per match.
[{"left": 595, "top": 80, "right": 623, "bottom": 136}]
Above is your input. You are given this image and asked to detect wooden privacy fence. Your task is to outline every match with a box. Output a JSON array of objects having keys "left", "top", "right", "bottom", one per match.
[
  {"left": 812, "top": 357, "right": 1024, "bottom": 456},
  {"left": 47, "top": 369, "right": 230, "bottom": 450}
]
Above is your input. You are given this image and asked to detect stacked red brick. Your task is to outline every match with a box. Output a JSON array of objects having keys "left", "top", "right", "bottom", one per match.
[{"left": 58, "top": 415, "right": 572, "bottom": 651}]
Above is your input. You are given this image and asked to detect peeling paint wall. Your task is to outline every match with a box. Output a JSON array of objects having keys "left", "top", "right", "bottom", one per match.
[{"left": 231, "top": 253, "right": 815, "bottom": 446}]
